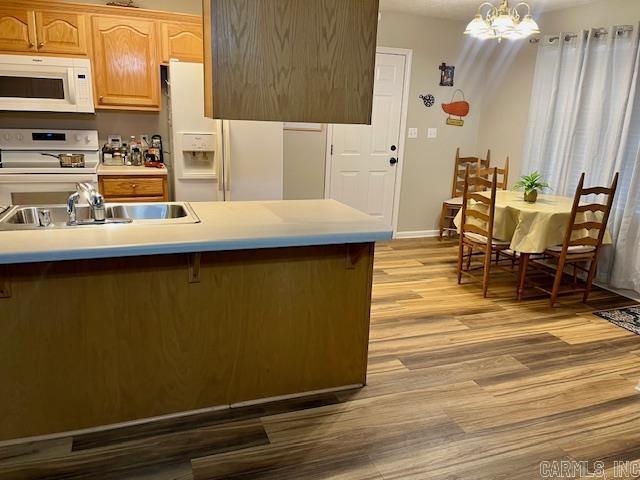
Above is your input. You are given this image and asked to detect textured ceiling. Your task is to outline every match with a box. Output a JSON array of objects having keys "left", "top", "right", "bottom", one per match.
[{"left": 379, "top": 0, "right": 599, "bottom": 20}]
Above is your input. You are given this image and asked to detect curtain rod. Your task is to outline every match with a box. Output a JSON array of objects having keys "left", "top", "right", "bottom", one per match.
[{"left": 529, "top": 25, "right": 635, "bottom": 44}]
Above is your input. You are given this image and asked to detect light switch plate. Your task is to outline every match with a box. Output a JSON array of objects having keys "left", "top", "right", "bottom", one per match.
[
  {"left": 427, "top": 128, "right": 438, "bottom": 139},
  {"left": 408, "top": 128, "right": 418, "bottom": 139}
]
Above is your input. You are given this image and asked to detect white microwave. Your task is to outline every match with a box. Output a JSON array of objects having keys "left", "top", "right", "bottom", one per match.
[{"left": 0, "top": 54, "right": 94, "bottom": 113}]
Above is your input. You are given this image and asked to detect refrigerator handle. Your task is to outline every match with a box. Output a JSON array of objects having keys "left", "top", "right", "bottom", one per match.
[
  {"left": 216, "top": 121, "right": 225, "bottom": 193},
  {"left": 216, "top": 146, "right": 223, "bottom": 193},
  {"left": 222, "top": 120, "right": 231, "bottom": 195}
]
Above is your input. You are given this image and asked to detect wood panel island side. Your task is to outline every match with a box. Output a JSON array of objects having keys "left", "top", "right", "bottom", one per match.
[{"left": 0, "top": 200, "right": 391, "bottom": 443}]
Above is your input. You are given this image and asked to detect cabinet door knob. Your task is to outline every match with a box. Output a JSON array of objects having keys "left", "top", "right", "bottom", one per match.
[
  {"left": 28, "top": 42, "right": 34, "bottom": 48},
  {"left": 132, "top": 184, "right": 137, "bottom": 188},
  {"left": 38, "top": 42, "right": 44, "bottom": 48},
  {"left": 99, "top": 96, "right": 104, "bottom": 103}
]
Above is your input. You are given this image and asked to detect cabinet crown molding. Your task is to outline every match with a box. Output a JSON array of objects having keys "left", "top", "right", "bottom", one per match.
[{"left": 3, "top": 0, "right": 201, "bottom": 24}]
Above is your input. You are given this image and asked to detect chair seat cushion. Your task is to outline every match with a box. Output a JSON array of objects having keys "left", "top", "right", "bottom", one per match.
[
  {"left": 464, "top": 232, "right": 511, "bottom": 246},
  {"left": 546, "top": 245, "right": 596, "bottom": 254},
  {"left": 443, "top": 197, "right": 464, "bottom": 206}
]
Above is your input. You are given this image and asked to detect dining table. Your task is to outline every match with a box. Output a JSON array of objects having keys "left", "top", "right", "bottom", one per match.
[{"left": 453, "top": 190, "right": 611, "bottom": 299}]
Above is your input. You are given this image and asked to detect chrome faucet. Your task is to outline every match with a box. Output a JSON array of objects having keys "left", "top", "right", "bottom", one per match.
[
  {"left": 67, "top": 183, "right": 106, "bottom": 224},
  {"left": 67, "top": 191, "right": 80, "bottom": 224}
]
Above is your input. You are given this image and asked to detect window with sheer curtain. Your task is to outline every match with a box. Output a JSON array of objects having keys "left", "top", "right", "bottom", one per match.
[{"left": 521, "top": 24, "right": 640, "bottom": 297}]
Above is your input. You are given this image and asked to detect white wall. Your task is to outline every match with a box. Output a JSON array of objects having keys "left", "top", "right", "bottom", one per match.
[
  {"left": 283, "top": 128, "right": 327, "bottom": 200},
  {"left": 0, "top": 110, "right": 167, "bottom": 145},
  {"left": 283, "top": 0, "right": 640, "bottom": 234},
  {"left": 282, "top": 12, "right": 496, "bottom": 233},
  {"left": 8, "top": 0, "right": 636, "bottom": 225},
  {"left": 377, "top": 12, "right": 497, "bottom": 233},
  {"left": 477, "top": 0, "right": 640, "bottom": 182}
]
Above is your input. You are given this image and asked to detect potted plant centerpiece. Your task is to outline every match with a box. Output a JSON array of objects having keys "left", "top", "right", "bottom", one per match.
[{"left": 514, "top": 172, "right": 550, "bottom": 203}]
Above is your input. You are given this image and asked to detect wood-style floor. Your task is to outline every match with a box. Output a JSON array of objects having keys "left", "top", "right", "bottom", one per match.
[{"left": 2, "top": 238, "right": 639, "bottom": 480}]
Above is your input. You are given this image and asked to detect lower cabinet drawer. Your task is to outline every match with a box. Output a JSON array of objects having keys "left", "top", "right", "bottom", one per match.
[
  {"left": 100, "top": 176, "right": 166, "bottom": 197},
  {"left": 105, "top": 196, "right": 166, "bottom": 203}
]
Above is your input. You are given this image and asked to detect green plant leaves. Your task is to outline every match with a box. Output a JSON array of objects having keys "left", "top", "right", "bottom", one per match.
[{"left": 513, "top": 171, "right": 550, "bottom": 193}]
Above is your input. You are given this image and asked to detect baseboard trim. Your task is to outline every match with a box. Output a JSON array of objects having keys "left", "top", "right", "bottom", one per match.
[
  {"left": 230, "top": 384, "right": 363, "bottom": 408},
  {"left": 0, "top": 384, "right": 363, "bottom": 448},
  {"left": 593, "top": 282, "right": 640, "bottom": 302},
  {"left": 393, "top": 230, "right": 439, "bottom": 239}
]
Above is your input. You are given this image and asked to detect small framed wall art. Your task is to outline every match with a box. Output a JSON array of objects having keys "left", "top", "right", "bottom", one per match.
[{"left": 439, "top": 63, "right": 455, "bottom": 87}]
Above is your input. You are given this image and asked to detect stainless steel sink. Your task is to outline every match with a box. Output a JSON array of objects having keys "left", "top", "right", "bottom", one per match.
[
  {"left": 107, "top": 204, "right": 192, "bottom": 221},
  {"left": 0, "top": 202, "right": 200, "bottom": 231},
  {"left": 5, "top": 206, "right": 119, "bottom": 225}
]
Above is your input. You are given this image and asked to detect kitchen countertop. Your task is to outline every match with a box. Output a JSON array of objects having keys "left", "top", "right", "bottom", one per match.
[
  {"left": 0, "top": 200, "right": 392, "bottom": 265},
  {"left": 98, "top": 164, "right": 168, "bottom": 176}
]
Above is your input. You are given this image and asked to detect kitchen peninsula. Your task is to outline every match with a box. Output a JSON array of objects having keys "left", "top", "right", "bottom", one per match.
[{"left": 0, "top": 200, "right": 391, "bottom": 443}]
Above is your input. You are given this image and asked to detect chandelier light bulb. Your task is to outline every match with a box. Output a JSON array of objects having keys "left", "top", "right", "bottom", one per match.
[
  {"left": 464, "top": 1, "right": 539, "bottom": 42},
  {"left": 464, "top": 14, "right": 490, "bottom": 36},
  {"left": 492, "top": 14, "right": 515, "bottom": 33},
  {"left": 476, "top": 29, "right": 498, "bottom": 40},
  {"left": 519, "top": 15, "right": 541, "bottom": 34}
]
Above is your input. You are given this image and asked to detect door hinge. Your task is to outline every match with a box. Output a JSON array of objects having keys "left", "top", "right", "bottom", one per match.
[{"left": 331, "top": 144, "right": 333, "bottom": 155}]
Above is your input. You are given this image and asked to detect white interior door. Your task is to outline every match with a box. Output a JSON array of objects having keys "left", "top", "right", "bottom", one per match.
[{"left": 329, "top": 52, "right": 406, "bottom": 227}]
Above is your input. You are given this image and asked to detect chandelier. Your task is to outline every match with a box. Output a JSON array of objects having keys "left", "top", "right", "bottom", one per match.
[{"left": 464, "top": 0, "right": 540, "bottom": 42}]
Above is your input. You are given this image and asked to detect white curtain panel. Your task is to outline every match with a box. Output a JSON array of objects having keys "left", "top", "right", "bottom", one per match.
[{"left": 521, "top": 25, "right": 640, "bottom": 294}]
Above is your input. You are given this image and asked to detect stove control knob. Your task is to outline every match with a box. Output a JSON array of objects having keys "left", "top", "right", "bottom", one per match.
[
  {"left": 75, "top": 134, "right": 82, "bottom": 142},
  {"left": 3, "top": 133, "right": 11, "bottom": 141},
  {"left": 85, "top": 136, "right": 91, "bottom": 143},
  {"left": 15, "top": 133, "right": 23, "bottom": 141}
]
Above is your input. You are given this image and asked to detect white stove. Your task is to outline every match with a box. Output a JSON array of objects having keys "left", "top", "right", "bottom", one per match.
[{"left": 0, "top": 129, "right": 99, "bottom": 205}]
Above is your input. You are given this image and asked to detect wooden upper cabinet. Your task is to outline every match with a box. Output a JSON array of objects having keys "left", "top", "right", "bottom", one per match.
[
  {"left": 34, "top": 10, "right": 88, "bottom": 55},
  {"left": 91, "top": 16, "right": 160, "bottom": 110},
  {"left": 0, "top": 7, "right": 36, "bottom": 53},
  {"left": 206, "top": 0, "right": 379, "bottom": 124},
  {"left": 161, "top": 22, "right": 203, "bottom": 64}
]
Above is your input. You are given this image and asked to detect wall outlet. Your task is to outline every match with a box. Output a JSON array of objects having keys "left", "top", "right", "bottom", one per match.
[
  {"left": 427, "top": 128, "right": 438, "bottom": 139},
  {"left": 408, "top": 128, "right": 418, "bottom": 139}
]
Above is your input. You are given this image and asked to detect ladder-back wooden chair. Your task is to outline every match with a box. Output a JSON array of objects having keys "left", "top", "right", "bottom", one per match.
[
  {"left": 526, "top": 172, "right": 619, "bottom": 306},
  {"left": 439, "top": 148, "right": 491, "bottom": 239},
  {"left": 457, "top": 167, "right": 511, "bottom": 297},
  {"left": 477, "top": 157, "right": 509, "bottom": 190}
]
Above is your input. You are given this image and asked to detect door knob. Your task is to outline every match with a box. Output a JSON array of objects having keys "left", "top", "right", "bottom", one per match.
[{"left": 390, "top": 158, "right": 398, "bottom": 165}]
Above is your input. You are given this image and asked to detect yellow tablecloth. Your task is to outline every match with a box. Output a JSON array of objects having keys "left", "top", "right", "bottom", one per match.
[{"left": 453, "top": 190, "right": 611, "bottom": 254}]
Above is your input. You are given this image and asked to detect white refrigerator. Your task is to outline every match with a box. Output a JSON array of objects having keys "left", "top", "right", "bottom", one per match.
[{"left": 168, "top": 61, "right": 284, "bottom": 202}]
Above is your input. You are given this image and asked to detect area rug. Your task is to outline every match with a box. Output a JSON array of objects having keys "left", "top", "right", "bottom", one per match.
[{"left": 594, "top": 306, "right": 640, "bottom": 335}]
